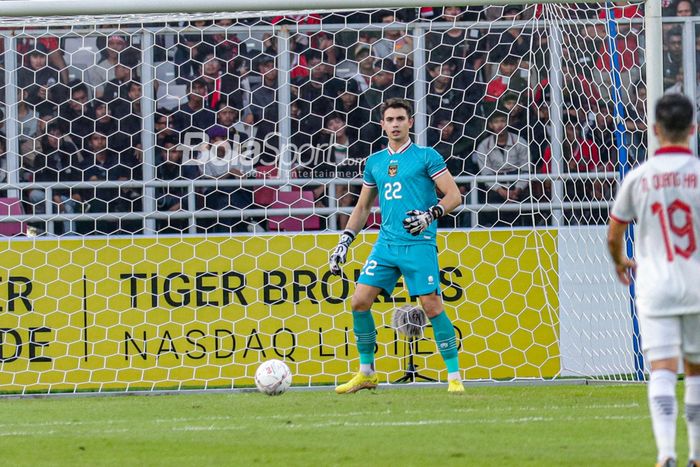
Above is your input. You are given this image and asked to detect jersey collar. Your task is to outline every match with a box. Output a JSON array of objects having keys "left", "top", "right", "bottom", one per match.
[
  {"left": 387, "top": 139, "right": 412, "bottom": 155},
  {"left": 655, "top": 146, "right": 693, "bottom": 156}
]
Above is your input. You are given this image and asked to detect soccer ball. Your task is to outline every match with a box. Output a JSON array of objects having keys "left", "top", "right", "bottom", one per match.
[{"left": 255, "top": 359, "right": 292, "bottom": 395}]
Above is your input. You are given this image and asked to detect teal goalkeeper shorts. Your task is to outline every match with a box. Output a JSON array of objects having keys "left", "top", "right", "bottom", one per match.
[{"left": 357, "top": 242, "right": 441, "bottom": 297}]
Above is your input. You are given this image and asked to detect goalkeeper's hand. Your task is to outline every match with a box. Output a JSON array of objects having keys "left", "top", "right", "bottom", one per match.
[
  {"left": 402, "top": 205, "right": 445, "bottom": 236},
  {"left": 329, "top": 230, "right": 356, "bottom": 275}
]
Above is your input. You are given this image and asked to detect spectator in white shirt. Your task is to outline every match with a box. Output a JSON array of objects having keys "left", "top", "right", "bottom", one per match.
[{"left": 474, "top": 110, "right": 530, "bottom": 226}]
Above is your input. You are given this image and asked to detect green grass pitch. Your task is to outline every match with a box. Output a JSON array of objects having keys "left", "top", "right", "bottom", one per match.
[{"left": 0, "top": 384, "right": 674, "bottom": 466}]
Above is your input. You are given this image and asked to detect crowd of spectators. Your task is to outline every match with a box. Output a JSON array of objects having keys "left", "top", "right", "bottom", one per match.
[{"left": 0, "top": 1, "right": 688, "bottom": 234}]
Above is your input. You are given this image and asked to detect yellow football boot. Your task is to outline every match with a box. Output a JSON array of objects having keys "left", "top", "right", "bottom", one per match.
[
  {"left": 335, "top": 372, "right": 378, "bottom": 394},
  {"left": 447, "top": 379, "right": 465, "bottom": 394}
]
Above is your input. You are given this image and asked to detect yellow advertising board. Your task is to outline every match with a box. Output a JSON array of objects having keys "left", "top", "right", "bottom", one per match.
[{"left": 0, "top": 230, "right": 559, "bottom": 392}]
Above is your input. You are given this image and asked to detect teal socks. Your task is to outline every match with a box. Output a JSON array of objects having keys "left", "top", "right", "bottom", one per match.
[
  {"left": 430, "top": 311, "right": 459, "bottom": 374},
  {"left": 352, "top": 310, "right": 376, "bottom": 365},
  {"left": 353, "top": 310, "right": 459, "bottom": 376}
]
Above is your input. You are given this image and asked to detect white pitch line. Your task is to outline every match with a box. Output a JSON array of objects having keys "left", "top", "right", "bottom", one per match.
[
  {"left": 0, "top": 427, "right": 133, "bottom": 437},
  {"left": 0, "top": 409, "right": 392, "bottom": 431},
  {"left": 0, "top": 413, "right": 650, "bottom": 437},
  {"left": 172, "top": 425, "right": 245, "bottom": 432},
  {"left": 405, "top": 402, "right": 642, "bottom": 415},
  {"left": 0, "top": 403, "right": 647, "bottom": 436},
  {"left": 286, "top": 414, "right": 650, "bottom": 430},
  {"left": 0, "top": 404, "right": 620, "bottom": 430}
]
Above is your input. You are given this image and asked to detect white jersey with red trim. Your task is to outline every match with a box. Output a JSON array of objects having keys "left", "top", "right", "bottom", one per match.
[{"left": 611, "top": 146, "right": 700, "bottom": 316}]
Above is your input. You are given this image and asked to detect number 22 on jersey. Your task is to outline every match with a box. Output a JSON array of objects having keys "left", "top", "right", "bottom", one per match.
[
  {"left": 651, "top": 199, "right": 697, "bottom": 261},
  {"left": 383, "top": 182, "right": 402, "bottom": 200}
]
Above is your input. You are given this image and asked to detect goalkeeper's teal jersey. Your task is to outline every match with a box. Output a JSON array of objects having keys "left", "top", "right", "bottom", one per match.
[{"left": 362, "top": 140, "right": 448, "bottom": 246}]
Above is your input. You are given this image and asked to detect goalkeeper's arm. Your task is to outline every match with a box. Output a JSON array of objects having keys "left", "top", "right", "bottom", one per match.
[
  {"left": 329, "top": 185, "right": 378, "bottom": 275},
  {"left": 344, "top": 185, "right": 378, "bottom": 235},
  {"left": 403, "top": 171, "right": 461, "bottom": 236},
  {"left": 433, "top": 171, "right": 461, "bottom": 215}
]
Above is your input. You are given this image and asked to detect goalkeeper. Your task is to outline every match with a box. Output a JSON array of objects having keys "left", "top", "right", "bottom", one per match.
[{"left": 329, "top": 98, "right": 464, "bottom": 394}]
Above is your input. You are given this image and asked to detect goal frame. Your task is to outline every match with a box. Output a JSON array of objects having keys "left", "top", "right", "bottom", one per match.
[
  {"left": 0, "top": 0, "right": 663, "bottom": 155},
  {"left": 0, "top": 0, "right": 665, "bottom": 390}
]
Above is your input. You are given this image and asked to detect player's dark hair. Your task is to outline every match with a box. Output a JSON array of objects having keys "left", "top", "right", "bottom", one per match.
[
  {"left": 380, "top": 98, "right": 413, "bottom": 119},
  {"left": 655, "top": 93, "right": 694, "bottom": 142}
]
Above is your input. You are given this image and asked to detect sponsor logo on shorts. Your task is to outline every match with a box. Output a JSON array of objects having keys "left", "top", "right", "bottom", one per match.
[{"left": 428, "top": 275, "right": 434, "bottom": 284}]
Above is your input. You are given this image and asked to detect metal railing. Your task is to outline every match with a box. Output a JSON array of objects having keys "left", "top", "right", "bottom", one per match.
[
  {"left": 0, "top": 12, "right": 681, "bottom": 235},
  {"left": 0, "top": 171, "right": 618, "bottom": 234}
]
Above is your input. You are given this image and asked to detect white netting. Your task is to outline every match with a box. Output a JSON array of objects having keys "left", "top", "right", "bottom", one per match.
[{"left": 0, "top": 3, "right": 650, "bottom": 393}]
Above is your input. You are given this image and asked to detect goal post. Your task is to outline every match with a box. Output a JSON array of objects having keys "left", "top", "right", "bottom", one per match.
[
  {"left": 0, "top": 0, "right": 662, "bottom": 393},
  {"left": 0, "top": 0, "right": 621, "bottom": 16}
]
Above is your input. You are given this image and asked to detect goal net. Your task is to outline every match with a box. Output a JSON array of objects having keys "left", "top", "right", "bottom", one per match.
[{"left": 0, "top": 2, "right": 646, "bottom": 393}]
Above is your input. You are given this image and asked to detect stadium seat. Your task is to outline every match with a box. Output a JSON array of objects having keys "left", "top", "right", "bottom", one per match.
[
  {"left": 0, "top": 197, "right": 26, "bottom": 236},
  {"left": 253, "top": 165, "right": 279, "bottom": 207},
  {"left": 267, "top": 190, "right": 320, "bottom": 232}
]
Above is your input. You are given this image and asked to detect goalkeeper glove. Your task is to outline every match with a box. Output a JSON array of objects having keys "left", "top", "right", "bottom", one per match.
[
  {"left": 402, "top": 205, "right": 445, "bottom": 236},
  {"left": 329, "top": 229, "right": 356, "bottom": 275}
]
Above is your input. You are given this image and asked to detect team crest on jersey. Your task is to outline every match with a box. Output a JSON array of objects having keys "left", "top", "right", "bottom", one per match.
[{"left": 388, "top": 164, "right": 398, "bottom": 177}]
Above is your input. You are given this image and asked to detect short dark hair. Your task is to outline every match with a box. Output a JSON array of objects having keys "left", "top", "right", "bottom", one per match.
[
  {"left": 127, "top": 80, "right": 141, "bottom": 92},
  {"left": 29, "top": 43, "right": 49, "bottom": 56},
  {"left": 47, "top": 121, "right": 65, "bottom": 135},
  {"left": 503, "top": 55, "right": 520, "bottom": 66},
  {"left": 69, "top": 80, "right": 89, "bottom": 96},
  {"left": 304, "top": 49, "right": 322, "bottom": 64},
  {"left": 325, "top": 112, "right": 346, "bottom": 126},
  {"left": 376, "top": 9, "right": 395, "bottom": 21},
  {"left": 500, "top": 92, "right": 519, "bottom": 103},
  {"left": 666, "top": 26, "right": 682, "bottom": 40},
  {"left": 431, "top": 109, "right": 452, "bottom": 126},
  {"left": 488, "top": 109, "right": 508, "bottom": 123},
  {"left": 655, "top": 93, "right": 694, "bottom": 142},
  {"left": 253, "top": 54, "right": 274, "bottom": 70},
  {"left": 380, "top": 98, "right": 413, "bottom": 119},
  {"left": 189, "top": 78, "right": 208, "bottom": 92}
]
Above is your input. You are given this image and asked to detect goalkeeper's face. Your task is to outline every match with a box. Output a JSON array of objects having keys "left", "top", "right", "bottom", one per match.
[{"left": 381, "top": 108, "right": 413, "bottom": 143}]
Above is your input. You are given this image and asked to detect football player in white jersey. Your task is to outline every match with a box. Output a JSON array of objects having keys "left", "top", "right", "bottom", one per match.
[{"left": 609, "top": 93, "right": 700, "bottom": 467}]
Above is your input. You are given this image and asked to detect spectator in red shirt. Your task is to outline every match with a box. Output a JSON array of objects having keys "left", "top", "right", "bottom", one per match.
[
  {"left": 540, "top": 119, "right": 601, "bottom": 174},
  {"left": 484, "top": 56, "right": 528, "bottom": 106},
  {"left": 594, "top": 2, "right": 642, "bottom": 103},
  {"left": 541, "top": 119, "right": 608, "bottom": 225}
]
